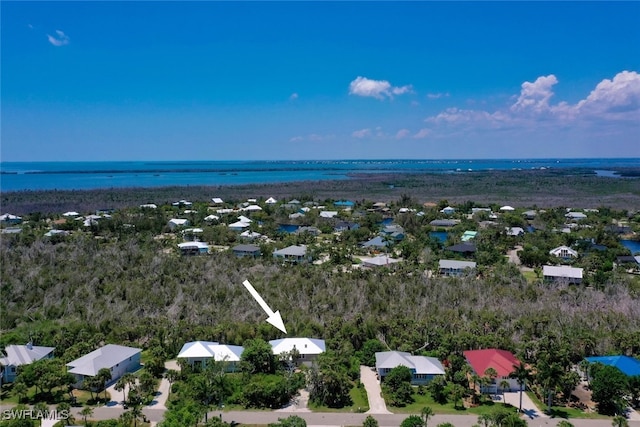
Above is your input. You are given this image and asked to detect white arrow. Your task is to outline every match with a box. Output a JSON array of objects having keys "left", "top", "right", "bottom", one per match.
[{"left": 242, "top": 279, "right": 287, "bottom": 334}]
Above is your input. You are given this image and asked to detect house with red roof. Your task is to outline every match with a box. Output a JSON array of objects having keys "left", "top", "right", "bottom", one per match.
[{"left": 463, "top": 348, "right": 522, "bottom": 393}]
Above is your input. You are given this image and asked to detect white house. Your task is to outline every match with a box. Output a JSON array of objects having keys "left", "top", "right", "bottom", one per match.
[
  {"left": 172, "top": 200, "right": 192, "bottom": 206},
  {"left": 273, "top": 245, "right": 310, "bottom": 264},
  {"left": 439, "top": 259, "right": 476, "bottom": 277},
  {"left": 0, "top": 343, "right": 55, "bottom": 384},
  {"left": 506, "top": 227, "right": 525, "bottom": 237},
  {"left": 320, "top": 211, "right": 338, "bottom": 219},
  {"left": 204, "top": 214, "right": 220, "bottom": 222},
  {"left": 66, "top": 344, "right": 141, "bottom": 387},
  {"left": 211, "top": 197, "right": 224, "bottom": 205},
  {"left": 177, "top": 341, "right": 244, "bottom": 371},
  {"left": 139, "top": 203, "right": 157, "bottom": 209},
  {"left": 62, "top": 211, "right": 80, "bottom": 217},
  {"left": 543, "top": 265, "right": 583, "bottom": 284},
  {"left": 499, "top": 206, "right": 515, "bottom": 212},
  {"left": 269, "top": 338, "right": 325, "bottom": 366},
  {"left": 549, "top": 245, "right": 578, "bottom": 259},
  {"left": 243, "top": 205, "right": 263, "bottom": 212},
  {"left": 362, "top": 255, "right": 402, "bottom": 268},
  {"left": 440, "top": 206, "right": 456, "bottom": 215},
  {"left": 265, "top": 197, "right": 278, "bottom": 205},
  {"left": 375, "top": 351, "right": 445, "bottom": 385},
  {"left": 168, "top": 218, "right": 189, "bottom": 230},
  {"left": 566, "top": 211, "right": 587, "bottom": 220}
]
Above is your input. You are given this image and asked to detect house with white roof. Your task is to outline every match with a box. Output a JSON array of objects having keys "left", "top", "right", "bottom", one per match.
[
  {"left": 500, "top": 206, "right": 515, "bottom": 212},
  {"left": 375, "top": 351, "right": 445, "bottom": 385},
  {"left": 506, "top": 227, "right": 525, "bottom": 237},
  {"left": 440, "top": 206, "right": 456, "bottom": 215},
  {"left": 139, "top": 203, "right": 157, "bottom": 209},
  {"left": 62, "top": 211, "right": 80, "bottom": 217},
  {"left": 168, "top": 218, "right": 189, "bottom": 230},
  {"left": 0, "top": 343, "right": 55, "bottom": 384},
  {"left": 243, "top": 205, "right": 263, "bottom": 212},
  {"left": 178, "top": 241, "right": 209, "bottom": 255},
  {"left": 211, "top": 197, "right": 224, "bottom": 204},
  {"left": 66, "top": 344, "right": 141, "bottom": 387},
  {"left": 549, "top": 245, "right": 578, "bottom": 260},
  {"left": 0, "top": 214, "right": 22, "bottom": 225},
  {"left": 273, "top": 245, "right": 310, "bottom": 264},
  {"left": 362, "top": 255, "right": 402, "bottom": 268},
  {"left": 269, "top": 338, "right": 326, "bottom": 366},
  {"left": 177, "top": 341, "right": 244, "bottom": 371},
  {"left": 240, "top": 230, "right": 263, "bottom": 240},
  {"left": 566, "top": 211, "right": 587, "bottom": 220},
  {"left": 204, "top": 214, "right": 220, "bottom": 222},
  {"left": 543, "top": 265, "right": 583, "bottom": 284},
  {"left": 439, "top": 259, "right": 477, "bottom": 277},
  {"left": 265, "top": 197, "right": 278, "bottom": 205},
  {"left": 320, "top": 211, "right": 339, "bottom": 219},
  {"left": 172, "top": 200, "right": 192, "bottom": 206}
]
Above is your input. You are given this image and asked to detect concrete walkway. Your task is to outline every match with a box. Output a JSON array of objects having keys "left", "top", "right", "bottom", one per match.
[
  {"left": 276, "top": 389, "right": 311, "bottom": 413},
  {"left": 360, "top": 365, "right": 392, "bottom": 414},
  {"left": 501, "top": 391, "right": 548, "bottom": 420},
  {"left": 147, "top": 360, "right": 179, "bottom": 410}
]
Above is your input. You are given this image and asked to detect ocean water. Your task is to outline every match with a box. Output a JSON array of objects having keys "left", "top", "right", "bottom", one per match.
[{"left": 1, "top": 158, "right": 638, "bottom": 192}]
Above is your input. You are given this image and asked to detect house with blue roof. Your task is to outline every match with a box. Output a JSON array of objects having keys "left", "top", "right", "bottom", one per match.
[{"left": 585, "top": 355, "right": 640, "bottom": 377}]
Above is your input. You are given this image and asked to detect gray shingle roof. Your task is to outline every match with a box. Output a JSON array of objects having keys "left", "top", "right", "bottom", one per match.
[{"left": 66, "top": 344, "right": 141, "bottom": 377}]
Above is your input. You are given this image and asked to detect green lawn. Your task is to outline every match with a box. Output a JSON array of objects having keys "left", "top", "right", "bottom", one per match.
[
  {"left": 389, "top": 391, "right": 518, "bottom": 416},
  {"left": 521, "top": 270, "right": 538, "bottom": 283},
  {"left": 525, "top": 391, "right": 609, "bottom": 419}
]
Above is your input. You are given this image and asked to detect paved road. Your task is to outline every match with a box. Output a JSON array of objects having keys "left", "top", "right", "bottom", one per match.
[{"left": 360, "top": 365, "right": 392, "bottom": 415}]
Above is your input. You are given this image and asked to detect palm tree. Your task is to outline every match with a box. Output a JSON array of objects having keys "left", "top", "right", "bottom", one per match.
[
  {"left": 79, "top": 406, "right": 93, "bottom": 426},
  {"left": 57, "top": 402, "right": 74, "bottom": 426},
  {"left": 114, "top": 377, "right": 127, "bottom": 404},
  {"left": 509, "top": 362, "right": 532, "bottom": 413},
  {"left": 612, "top": 415, "right": 629, "bottom": 427},
  {"left": 165, "top": 369, "right": 180, "bottom": 397},
  {"left": 420, "top": 406, "right": 434, "bottom": 427}
]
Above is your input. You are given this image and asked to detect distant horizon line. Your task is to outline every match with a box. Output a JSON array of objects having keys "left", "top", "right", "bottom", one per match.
[{"left": 3, "top": 157, "right": 640, "bottom": 164}]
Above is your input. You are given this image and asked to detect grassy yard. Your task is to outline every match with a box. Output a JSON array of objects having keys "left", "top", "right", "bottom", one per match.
[
  {"left": 389, "top": 391, "right": 518, "bottom": 417},
  {"left": 525, "top": 391, "right": 609, "bottom": 419}
]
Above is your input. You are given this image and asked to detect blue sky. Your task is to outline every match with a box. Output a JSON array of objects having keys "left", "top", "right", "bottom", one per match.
[{"left": 2, "top": 1, "right": 639, "bottom": 161}]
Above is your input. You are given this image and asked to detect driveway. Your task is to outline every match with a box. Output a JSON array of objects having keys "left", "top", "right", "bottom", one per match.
[
  {"left": 501, "top": 391, "right": 548, "bottom": 420},
  {"left": 360, "top": 365, "right": 392, "bottom": 414}
]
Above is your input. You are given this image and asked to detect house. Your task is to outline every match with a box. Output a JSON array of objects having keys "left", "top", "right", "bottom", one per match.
[
  {"left": 240, "top": 230, "right": 263, "bottom": 240},
  {"left": 522, "top": 210, "right": 538, "bottom": 220},
  {"left": 440, "top": 206, "right": 456, "bottom": 215},
  {"left": 445, "top": 242, "right": 477, "bottom": 255},
  {"left": 62, "top": 211, "right": 80, "bottom": 217},
  {"left": 139, "top": 203, "right": 157, "bottom": 209},
  {"left": 549, "top": 245, "right": 578, "bottom": 260},
  {"left": 273, "top": 245, "right": 310, "bottom": 264},
  {"left": 0, "top": 214, "right": 22, "bottom": 225},
  {"left": 471, "top": 208, "right": 492, "bottom": 215},
  {"left": 320, "top": 211, "right": 339, "bottom": 219},
  {"left": 430, "top": 219, "right": 459, "bottom": 228},
  {"left": 565, "top": 211, "right": 587, "bottom": 220},
  {"left": 382, "top": 225, "right": 405, "bottom": 241},
  {"left": 360, "top": 236, "right": 389, "bottom": 249},
  {"left": 172, "top": 200, "right": 192, "bottom": 206},
  {"left": 375, "top": 351, "right": 445, "bottom": 385},
  {"left": 66, "top": 344, "right": 141, "bottom": 387},
  {"left": 0, "top": 343, "right": 55, "bottom": 384},
  {"left": 1, "top": 228, "right": 22, "bottom": 235},
  {"left": 243, "top": 205, "right": 263, "bottom": 212},
  {"left": 362, "top": 255, "right": 402, "bottom": 268},
  {"left": 499, "top": 206, "right": 515, "bottom": 212},
  {"left": 296, "top": 226, "right": 321, "bottom": 236},
  {"left": 177, "top": 341, "right": 244, "bottom": 372},
  {"left": 289, "top": 212, "right": 305, "bottom": 220},
  {"left": 228, "top": 218, "right": 252, "bottom": 231},
  {"left": 265, "top": 197, "right": 278, "bottom": 205},
  {"left": 182, "top": 228, "right": 204, "bottom": 241},
  {"left": 44, "top": 229, "right": 70, "bottom": 238},
  {"left": 334, "top": 221, "right": 360, "bottom": 232},
  {"left": 543, "top": 265, "right": 583, "bottom": 284},
  {"left": 232, "top": 244, "right": 261, "bottom": 258},
  {"left": 439, "top": 259, "right": 477, "bottom": 277},
  {"left": 506, "top": 227, "right": 524, "bottom": 237},
  {"left": 204, "top": 214, "right": 219, "bottom": 222},
  {"left": 283, "top": 199, "right": 301, "bottom": 209},
  {"left": 269, "top": 338, "right": 325, "bottom": 366},
  {"left": 585, "top": 355, "right": 640, "bottom": 377},
  {"left": 463, "top": 349, "right": 522, "bottom": 393},
  {"left": 168, "top": 218, "right": 189, "bottom": 230},
  {"left": 178, "top": 241, "right": 209, "bottom": 255},
  {"left": 211, "top": 197, "right": 224, "bottom": 205}
]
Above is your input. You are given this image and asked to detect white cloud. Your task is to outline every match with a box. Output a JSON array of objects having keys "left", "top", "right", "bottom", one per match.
[
  {"left": 352, "top": 128, "right": 372, "bottom": 138},
  {"left": 413, "top": 129, "right": 431, "bottom": 139},
  {"left": 348, "top": 76, "right": 412, "bottom": 100},
  {"left": 47, "top": 30, "right": 70, "bottom": 46},
  {"left": 510, "top": 75, "right": 558, "bottom": 114},
  {"left": 395, "top": 129, "right": 410, "bottom": 139},
  {"left": 289, "top": 136, "right": 304, "bottom": 142},
  {"left": 289, "top": 93, "right": 299, "bottom": 101},
  {"left": 424, "top": 71, "right": 640, "bottom": 132},
  {"left": 427, "top": 92, "right": 450, "bottom": 99}
]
